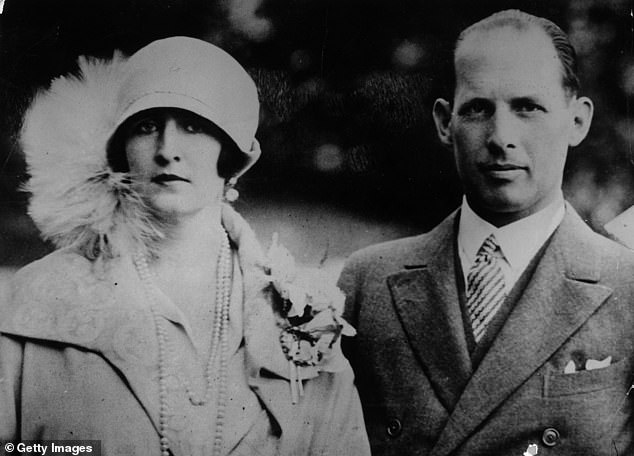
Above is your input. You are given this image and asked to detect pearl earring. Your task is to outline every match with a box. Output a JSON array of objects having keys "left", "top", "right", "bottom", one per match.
[{"left": 224, "top": 177, "right": 239, "bottom": 202}]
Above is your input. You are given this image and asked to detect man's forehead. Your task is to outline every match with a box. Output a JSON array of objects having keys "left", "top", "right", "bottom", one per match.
[
  {"left": 455, "top": 25, "right": 557, "bottom": 65},
  {"left": 453, "top": 25, "right": 564, "bottom": 95}
]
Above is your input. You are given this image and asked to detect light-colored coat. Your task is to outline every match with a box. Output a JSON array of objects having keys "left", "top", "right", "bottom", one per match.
[
  {"left": 339, "top": 205, "right": 634, "bottom": 455},
  {"left": 0, "top": 213, "right": 370, "bottom": 456},
  {"left": 2, "top": 45, "right": 369, "bottom": 456}
]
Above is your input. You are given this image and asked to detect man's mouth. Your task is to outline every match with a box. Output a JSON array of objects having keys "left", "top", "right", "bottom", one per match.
[
  {"left": 479, "top": 163, "right": 527, "bottom": 179},
  {"left": 151, "top": 174, "right": 190, "bottom": 184},
  {"left": 481, "top": 163, "right": 526, "bottom": 171}
]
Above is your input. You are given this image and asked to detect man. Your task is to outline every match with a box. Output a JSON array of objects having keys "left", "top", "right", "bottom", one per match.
[{"left": 339, "top": 10, "right": 634, "bottom": 456}]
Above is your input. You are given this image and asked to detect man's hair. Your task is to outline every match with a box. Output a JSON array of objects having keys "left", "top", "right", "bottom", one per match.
[{"left": 454, "top": 9, "right": 580, "bottom": 98}]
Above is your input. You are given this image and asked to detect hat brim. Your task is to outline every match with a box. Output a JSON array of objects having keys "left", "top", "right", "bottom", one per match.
[{"left": 117, "top": 92, "right": 260, "bottom": 177}]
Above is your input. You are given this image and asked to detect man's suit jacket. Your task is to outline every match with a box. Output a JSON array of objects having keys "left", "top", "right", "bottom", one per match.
[{"left": 339, "top": 205, "right": 634, "bottom": 456}]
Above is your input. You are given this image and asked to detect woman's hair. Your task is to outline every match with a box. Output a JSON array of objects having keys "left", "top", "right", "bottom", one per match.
[{"left": 107, "top": 108, "right": 249, "bottom": 180}]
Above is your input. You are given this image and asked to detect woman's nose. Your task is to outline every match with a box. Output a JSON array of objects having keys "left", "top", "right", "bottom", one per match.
[{"left": 155, "top": 119, "right": 182, "bottom": 164}]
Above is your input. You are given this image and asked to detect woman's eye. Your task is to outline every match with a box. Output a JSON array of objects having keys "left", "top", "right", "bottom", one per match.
[
  {"left": 184, "top": 121, "right": 205, "bottom": 133},
  {"left": 134, "top": 120, "right": 159, "bottom": 135}
]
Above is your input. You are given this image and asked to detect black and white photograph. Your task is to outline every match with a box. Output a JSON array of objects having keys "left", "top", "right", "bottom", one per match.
[{"left": 0, "top": 0, "right": 633, "bottom": 455}]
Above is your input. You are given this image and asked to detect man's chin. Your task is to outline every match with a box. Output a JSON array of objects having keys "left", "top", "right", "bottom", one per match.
[{"left": 468, "top": 193, "right": 540, "bottom": 226}]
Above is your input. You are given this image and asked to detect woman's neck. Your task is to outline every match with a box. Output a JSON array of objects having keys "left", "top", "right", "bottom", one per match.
[
  {"left": 146, "top": 205, "right": 230, "bottom": 356},
  {"left": 153, "top": 205, "right": 225, "bottom": 272}
]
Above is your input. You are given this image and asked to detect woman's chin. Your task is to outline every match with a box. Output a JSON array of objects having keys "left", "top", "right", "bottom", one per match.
[
  {"left": 148, "top": 196, "right": 222, "bottom": 221},
  {"left": 148, "top": 198, "right": 198, "bottom": 218}
]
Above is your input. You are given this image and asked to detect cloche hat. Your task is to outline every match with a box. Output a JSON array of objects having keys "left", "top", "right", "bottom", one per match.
[
  {"left": 116, "top": 37, "right": 261, "bottom": 176},
  {"left": 21, "top": 37, "right": 260, "bottom": 260}
]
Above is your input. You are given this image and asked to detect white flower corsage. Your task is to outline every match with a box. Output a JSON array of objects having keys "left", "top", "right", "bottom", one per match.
[{"left": 265, "top": 233, "right": 356, "bottom": 403}]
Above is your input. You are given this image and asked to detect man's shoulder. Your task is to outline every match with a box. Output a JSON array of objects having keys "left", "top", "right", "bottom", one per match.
[
  {"left": 341, "top": 212, "right": 456, "bottom": 279},
  {"left": 557, "top": 207, "right": 634, "bottom": 283},
  {"left": 346, "top": 234, "right": 428, "bottom": 269},
  {"left": 337, "top": 234, "right": 433, "bottom": 305},
  {"left": 588, "top": 229, "right": 634, "bottom": 278}
]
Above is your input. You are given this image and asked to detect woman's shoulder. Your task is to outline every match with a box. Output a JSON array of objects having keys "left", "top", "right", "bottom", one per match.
[
  {"left": 3, "top": 249, "right": 129, "bottom": 342},
  {"left": 10, "top": 249, "right": 104, "bottom": 304},
  {"left": 13, "top": 248, "right": 93, "bottom": 285}
]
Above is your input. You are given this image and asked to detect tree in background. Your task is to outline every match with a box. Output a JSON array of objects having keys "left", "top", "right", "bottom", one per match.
[{"left": 0, "top": 0, "right": 632, "bottom": 265}]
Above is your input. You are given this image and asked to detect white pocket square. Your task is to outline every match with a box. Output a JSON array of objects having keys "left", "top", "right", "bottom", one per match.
[
  {"left": 585, "top": 356, "right": 612, "bottom": 371},
  {"left": 564, "top": 356, "right": 612, "bottom": 374}
]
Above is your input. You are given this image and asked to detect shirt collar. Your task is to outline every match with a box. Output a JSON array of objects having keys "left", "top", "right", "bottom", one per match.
[{"left": 458, "top": 193, "right": 565, "bottom": 270}]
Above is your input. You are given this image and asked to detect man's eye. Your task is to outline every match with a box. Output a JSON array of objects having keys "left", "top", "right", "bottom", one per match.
[
  {"left": 458, "top": 101, "right": 492, "bottom": 117},
  {"left": 515, "top": 101, "right": 545, "bottom": 113}
]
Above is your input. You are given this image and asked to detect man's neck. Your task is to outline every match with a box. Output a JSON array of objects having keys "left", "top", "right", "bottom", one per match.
[{"left": 466, "top": 194, "right": 562, "bottom": 228}]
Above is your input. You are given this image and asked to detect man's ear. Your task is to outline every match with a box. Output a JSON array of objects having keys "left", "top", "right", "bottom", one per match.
[
  {"left": 432, "top": 98, "right": 454, "bottom": 148},
  {"left": 568, "top": 96, "right": 593, "bottom": 147}
]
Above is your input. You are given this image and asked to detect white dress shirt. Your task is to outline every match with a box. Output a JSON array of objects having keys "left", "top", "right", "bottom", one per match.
[{"left": 457, "top": 194, "right": 566, "bottom": 292}]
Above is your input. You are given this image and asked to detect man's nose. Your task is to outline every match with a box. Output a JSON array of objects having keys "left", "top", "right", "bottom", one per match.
[
  {"left": 487, "top": 108, "right": 517, "bottom": 152},
  {"left": 155, "top": 119, "right": 182, "bottom": 164}
]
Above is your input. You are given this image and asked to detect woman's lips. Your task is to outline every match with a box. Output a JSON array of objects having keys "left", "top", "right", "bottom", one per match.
[{"left": 151, "top": 174, "right": 190, "bottom": 184}]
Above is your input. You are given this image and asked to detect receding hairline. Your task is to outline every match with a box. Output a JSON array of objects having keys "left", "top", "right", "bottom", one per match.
[
  {"left": 455, "top": 24, "right": 556, "bottom": 60},
  {"left": 457, "top": 10, "right": 547, "bottom": 47},
  {"left": 453, "top": 25, "right": 561, "bottom": 80},
  {"left": 452, "top": 9, "right": 580, "bottom": 98}
]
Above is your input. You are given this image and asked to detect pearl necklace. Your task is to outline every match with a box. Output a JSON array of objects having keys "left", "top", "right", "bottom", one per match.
[{"left": 133, "top": 230, "right": 232, "bottom": 456}]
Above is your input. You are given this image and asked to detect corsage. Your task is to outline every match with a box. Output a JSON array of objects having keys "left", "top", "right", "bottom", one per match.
[{"left": 265, "top": 234, "right": 356, "bottom": 404}]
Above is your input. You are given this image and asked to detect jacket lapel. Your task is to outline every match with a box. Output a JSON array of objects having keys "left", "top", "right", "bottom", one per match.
[
  {"left": 431, "top": 207, "right": 613, "bottom": 456},
  {"left": 388, "top": 213, "right": 472, "bottom": 411},
  {"left": 1, "top": 205, "right": 285, "bottom": 455},
  {"left": 1, "top": 253, "right": 166, "bottom": 438}
]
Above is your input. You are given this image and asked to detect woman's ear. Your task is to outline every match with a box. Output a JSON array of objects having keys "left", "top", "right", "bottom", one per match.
[
  {"left": 432, "top": 98, "right": 454, "bottom": 148},
  {"left": 568, "top": 96, "right": 594, "bottom": 147}
]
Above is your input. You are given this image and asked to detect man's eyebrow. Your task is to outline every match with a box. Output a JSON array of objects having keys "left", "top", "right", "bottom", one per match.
[
  {"left": 459, "top": 97, "right": 489, "bottom": 103},
  {"left": 511, "top": 95, "right": 543, "bottom": 102},
  {"left": 456, "top": 97, "right": 492, "bottom": 112},
  {"left": 509, "top": 95, "right": 551, "bottom": 108}
]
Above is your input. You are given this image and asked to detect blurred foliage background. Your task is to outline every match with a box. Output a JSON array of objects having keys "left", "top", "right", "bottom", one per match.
[{"left": 0, "top": 0, "right": 633, "bottom": 272}]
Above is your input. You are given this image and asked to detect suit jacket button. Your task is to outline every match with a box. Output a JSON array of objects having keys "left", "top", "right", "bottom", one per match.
[
  {"left": 386, "top": 418, "right": 402, "bottom": 437},
  {"left": 542, "top": 427, "right": 560, "bottom": 447}
]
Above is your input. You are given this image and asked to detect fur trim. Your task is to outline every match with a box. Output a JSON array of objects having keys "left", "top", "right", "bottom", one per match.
[{"left": 21, "top": 54, "right": 164, "bottom": 259}]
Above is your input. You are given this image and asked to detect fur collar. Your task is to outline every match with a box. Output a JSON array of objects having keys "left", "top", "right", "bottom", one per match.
[
  {"left": 1, "top": 204, "right": 312, "bottom": 383},
  {"left": 21, "top": 55, "right": 164, "bottom": 260}
]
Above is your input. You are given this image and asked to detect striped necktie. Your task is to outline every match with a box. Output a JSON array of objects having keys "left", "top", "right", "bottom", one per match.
[{"left": 467, "top": 234, "right": 507, "bottom": 342}]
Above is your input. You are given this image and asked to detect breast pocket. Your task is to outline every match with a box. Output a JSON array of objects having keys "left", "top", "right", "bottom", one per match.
[{"left": 543, "top": 358, "right": 633, "bottom": 397}]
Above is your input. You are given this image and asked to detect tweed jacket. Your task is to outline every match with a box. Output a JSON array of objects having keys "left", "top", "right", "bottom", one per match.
[
  {"left": 0, "top": 214, "right": 370, "bottom": 456},
  {"left": 339, "top": 205, "right": 634, "bottom": 456}
]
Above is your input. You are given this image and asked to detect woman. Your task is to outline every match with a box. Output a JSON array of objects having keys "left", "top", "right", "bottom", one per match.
[{"left": 0, "top": 37, "right": 369, "bottom": 456}]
